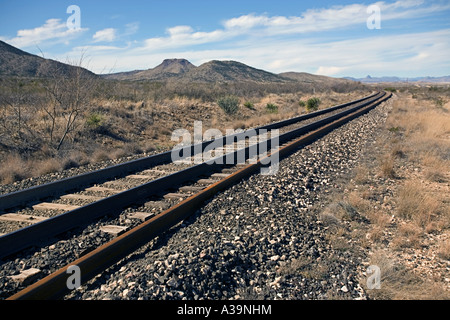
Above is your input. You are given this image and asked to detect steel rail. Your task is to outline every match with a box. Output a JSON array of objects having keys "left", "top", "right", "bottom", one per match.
[
  {"left": 0, "top": 92, "right": 379, "bottom": 212},
  {"left": 0, "top": 92, "right": 382, "bottom": 259},
  {"left": 7, "top": 92, "right": 391, "bottom": 300}
]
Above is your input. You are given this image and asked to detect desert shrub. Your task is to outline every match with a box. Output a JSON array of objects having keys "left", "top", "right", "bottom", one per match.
[
  {"left": 0, "top": 154, "right": 30, "bottom": 184},
  {"left": 86, "top": 113, "right": 103, "bottom": 128},
  {"left": 244, "top": 101, "right": 255, "bottom": 110},
  {"left": 217, "top": 95, "right": 239, "bottom": 115},
  {"left": 388, "top": 127, "right": 401, "bottom": 133},
  {"left": 306, "top": 97, "right": 321, "bottom": 112},
  {"left": 266, "top": 103, "right": 278, "bottom": 114},
  {"left": 298, "top": 100, "right": 306, "bottom": 107},
  {"left": 380, "top": 155, "right": 396, "bottom": 178},
  {"left": 396, "top": 181, "right": 440, "bottom": 227}
]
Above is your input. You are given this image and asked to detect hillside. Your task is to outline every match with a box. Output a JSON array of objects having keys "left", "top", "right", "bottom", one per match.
[
  {"left": 179, "top": 60, "right": 289, "bottom": 83},
  {"left": 104, "top": 59, "right": 291, "bottom": 83},
  {"left": 103, "top": 58, "right": 196, "bottom": 81},
  {"left": 345, "top": 75, "right": 450, "bottom": 83},
  {"left": 280, "top": 71, "right": 355, "bottom": 85},
  {"left": 0, "top": 40, "right": 96, "bottom": 78},
  {"left": 104, "top": 59, "right": 360, "bottom": 86},
  {"left": 1, "top": 39, "right": 359, "bottom": 88}
]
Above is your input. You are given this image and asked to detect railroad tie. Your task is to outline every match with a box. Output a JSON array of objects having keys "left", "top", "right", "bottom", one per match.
[
  {"left": 60, "top": 194, "right": 103, "bottom": 201},
  {"left": 211, "top": 173, "right": 231, "bottom": 179},
  {"left": 163, "top": 193, "right": 187, "bottom": 200},
  {"left": 84, "top": 186, "right": 125, "bottom": 193},
  {"left": 0, "top": 213, "right": 47, "bottom": 224},
  {"left": 179, "top": 186, "right": 204, "bottom": 193},
  {"left": 9, "top": 268, "right": 42, "bottom": 285},
  {"left": 32, "top": 202, "right": 80, "bottom": 211},
  {"left": 99, "top": 225, "right": 128, "bottom": 236},
  {"left": 144, "top": 201, "right": 171, "bottom": 210},
  {"left": 141, "top": 169, "right": 170, "bottom": 175},
  {"left": 197, "top": 179, "right": 217, "bottom": 185},
  {"left": 128, "top": 212, "right": 154, "bottom": 221},
  {"left": 127, "top": 174, "right": 154, "bottom": 180}
]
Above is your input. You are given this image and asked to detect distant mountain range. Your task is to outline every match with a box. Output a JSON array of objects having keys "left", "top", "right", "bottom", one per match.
[
  {"left": 2, "top": 39, "right": 447, "bottom": 85},
  {"left": 0, "top": 40, "right": 353, "bottom": 85},
  {"left": 344, "top": 75, "right": 450, "bottom": 83},
  {"left": 102, "top": 58, "right": 359, "bottom": 86},
  {"left": 103, "top": 58, "right": 292, "bottom": 83}
]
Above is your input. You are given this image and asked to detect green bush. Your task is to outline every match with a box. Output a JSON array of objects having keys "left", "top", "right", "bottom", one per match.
[
  {"left": 86, "top": 113, "right": 103, "bottom": 128},
  {"left": 306, "top": 97, "right": 321, "bottom": 112},
  {"left": 266, "top": 103, "right": 278, "bottom": 113},
  {"left": 298, "top": 100, "right": 306, "bottom": 107},
  {"left": 244, "top": 101, "right": 255, "bottom": 110},
  {"left": 217, "top": 96, "right": 239, "bottom": 115}
]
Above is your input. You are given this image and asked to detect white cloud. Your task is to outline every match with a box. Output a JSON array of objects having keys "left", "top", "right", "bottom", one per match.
[
  {"left": 1, "top": 18, "right": 87, "bottom": 49},
  {"left": 71, "top": 27, "right": 450, "bottom": 78},
  {"left": 316, "top": 66, "right": 348, "bottom": 76},
  {"left": 93, "top": 28, "right": 117, "bottom": 42},
  {"left": 134, "top": 0, "right": 450, "bottom": 53},
  {"left": 167, "top": 25, "right": 194, "bottom": 36},
  {"left": 125, "top": 22, "right": 140, "bottom": 36},
  {"left": 30, "top": 1, "right": 450, "bottom": 77}
]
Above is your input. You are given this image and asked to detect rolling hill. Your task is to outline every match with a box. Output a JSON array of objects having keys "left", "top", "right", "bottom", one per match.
[
  {"left": 280, "top": 71, "right": 355, "bottom": 86},
  {"left": 179, "top": 60, "right": 289, "bottom": 83},
  {"left": 104, "top": 59, "right": 290, "bottom": 83},
  {"left": 102, "top": 58, "right": 196, "bottom": 81},
  {"left": 344, "top": 75, "right": 450, "bottom": 83},
  {"left": 0, "top": 40, "right": 96, "bottom": 78},
  {"left": 1, "top": 39, "right": 359, "bottom": 87}
]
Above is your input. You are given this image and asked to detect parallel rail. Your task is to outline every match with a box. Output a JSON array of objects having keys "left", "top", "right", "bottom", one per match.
[
  {"left": 0, "top": 92, "right": 383, "bottom": 259},
  {"left": 6, "top": 91, "right": 391, "bottom": 300},
  {"left": 0, "top": 92, "right": 379, "bottom": 212}
]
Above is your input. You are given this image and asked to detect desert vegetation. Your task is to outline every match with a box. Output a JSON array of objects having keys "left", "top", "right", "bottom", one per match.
[
  {"left": 306, "top": 97, "right": 321, "bottom": 112},
  {"left": 323, "top": 85, "right": 450, "bottom": 299},
  {"left": 0, "top": 65, "right": 368, "bottom": 185},
  {"left": 217, "top": 95, "right": 240, "bottom": 115}
]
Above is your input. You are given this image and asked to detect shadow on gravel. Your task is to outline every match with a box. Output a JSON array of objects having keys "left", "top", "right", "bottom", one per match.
[{"left": 67, "top": 208, "right": 205, "bottom": 299}]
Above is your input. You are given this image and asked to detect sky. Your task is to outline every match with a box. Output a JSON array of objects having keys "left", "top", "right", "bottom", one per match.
[{"left": 0, "top": 0, "right": 449, "bottom": 78}]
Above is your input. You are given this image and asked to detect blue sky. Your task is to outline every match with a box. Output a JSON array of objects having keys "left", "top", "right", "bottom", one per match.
[{"left": 0, "top": 0, "right": 449, "bottom": 77}]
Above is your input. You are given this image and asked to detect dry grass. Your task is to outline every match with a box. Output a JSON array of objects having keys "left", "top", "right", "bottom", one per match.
[
  {"left": 396, "top": 181, "right": 443, "bottom": 229},
  {"left": 340, "top": 87, "right": 450, "bottom": 300},
  {"left": 279, "top": 256, "right": 329, "bottom": 280},
  {"left": 437, "top": 239, "right": 450, "bottom": 260},
  {"left": 0, "top": 154, "right": 30, "bottom": 184},
  {"left": 0, "top": 152, "right": 91, "bottom": 184},
  {"left": 379, "top": 155, "right": 396, "bottom": 178},
  {"left": 348, "top": 191, "right": 372, "bottom": 214},
  {"left": 365, "top": 250, "right": 449, "bottom": 300},
  {"left": 422, "top": 153, "right": 449, "bottom": 182},
  {"left": 0, "top": 89, "right": 370, "bottom": 185},
  {"left": 353, "top": 165, "right": 370, "bottom": 184},
  {"left": 391, "top": 223, "right": 422, "bottom": 250},
  {"left": 34, "top": 157, "right": 63, "bottom": 176}
]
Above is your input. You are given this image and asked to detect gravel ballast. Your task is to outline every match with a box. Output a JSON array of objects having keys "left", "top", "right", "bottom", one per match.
[{"left": 0, "top": 100, "right": 391, "bottom": 300}]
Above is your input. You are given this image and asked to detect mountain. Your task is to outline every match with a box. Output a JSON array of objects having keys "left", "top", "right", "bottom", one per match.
[
  {"left": 0, "top": 40, "right": 96, "bottom": 78},
  {"left": 104, "top": 59, "right": 290, "bottom": 83},
  {"left": 180, "top": 60, "right": 288, "bottom": 83},
  {"left": 344, "top": 75, "right": 450, "bottom": 83},
  {"left": 102, "top": 58, "right": 196, "bottom": 81},
  {"left": 280, "top": 71, "right": 355, "bottom": 85}
]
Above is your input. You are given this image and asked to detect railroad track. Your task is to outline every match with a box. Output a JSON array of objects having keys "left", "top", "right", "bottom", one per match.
[{"left": 1, "top": 91, "right": 391, "bottom": 300}]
